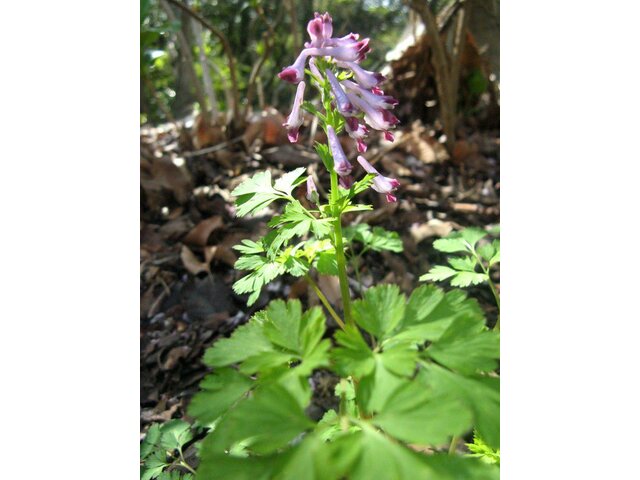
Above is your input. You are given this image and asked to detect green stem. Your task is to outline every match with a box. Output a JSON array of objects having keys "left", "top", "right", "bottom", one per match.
[
  {"left": 352, "top": 254, "right": 364, "bottom": 292},
  {"left": 448, "top": 435, "right": 459, "bottom": 455},
  {"left": 306, "top": 274, "right": 346, "bottom": 330},
  {"left": 474, "top": 251, "right": 500, "bottom": 331},
  {"left": 178, "top": 449, "right": 197, "bottom": 475},
  {"left": 330, "top": 171, "right": 353, "bottom": 326}
]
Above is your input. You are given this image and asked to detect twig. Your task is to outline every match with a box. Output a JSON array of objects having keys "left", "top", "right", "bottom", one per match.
[{"left": 182, "top": 135, "right": 244, "bottom": 158}]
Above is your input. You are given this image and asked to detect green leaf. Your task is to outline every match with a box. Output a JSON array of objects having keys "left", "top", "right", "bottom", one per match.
[
  {"left": 476, "top": 243, "right": 495, "bottom": 262},
  {"left": 357, "top": 355, "right": 408, "bottom": 414},
  {"left": 332, "top": 325, "right": 375, "bottom": 377},
  {"left": 489, "top": 239, "right": 500, "bottom": 266},
  {"left": 232, "top": 259, "right": 287, "bottom": 306},
  {"left": 344, "top": 428, "right": 499, "bottom": 480},
  {"left": 353, "top": 284, "right": 406, "bottom": 339},
  {"left": 273, "top": 167, "right": 306, "bottom": 195},
  {"left": 188, "top": 368, "right": 253, "bottom": 425},
  {"left": 461, "top": 227, "right": 488, "bottom": 247},
  {"left": 387, "top": 287, "right": 485, "bottom": 346},
  {"left": 346, "top": 224, "right": 403, "bottom": 253},
  {"left": 141, "top": 451, "right": 168, "bottom": 480},
  {"left": 432, "top": 237, "right": 469, "bottom": 253},
  {"left": 426, "top": 323, "right": 500, "bottom": 374},
  {"left": 203, "top": 313, "right": 272, "bottom": 367},
  {"left": 373, "top": 380, "right": 472, "bottom": 446},
  {"left": 314, "top": 143, "right": 333, "bottom": 171},
  {"left": 157, "top": 471, "right": 193, "bottom": 480},
  {"left": 231, "top": 171, "right": 282, "bottom": 217},
  {"left": 450, "top": 271, "right": 487, "bottom": 287},
  {"left": 203, "top": 383, "right": 315, "bottom": 455},
  {"left": 233, "top": 239, "right": 265, "bottom": 255},
  {"left": 263, "top": 300, "right": 325, "bottom": 356},
  {"left": 448, "top": 255, "right": 477, "bottom": 272},
  {"left": 141, "top": 423, "right": 162, "bottom": 459},
  {"left": 422, "top": 364, "right": 500, "bottom": 449},
  {"left": 159, "top": 420, "right": 193, "bottom": 452},
  {"left": 467, "top": 431, "right": 500, "bottom": 465},
  {"left": 316, "top": 251, "right": 338, "bottom": 275},
  {"left": 420, "top": 265, "right": 457, "bottom": 282}
]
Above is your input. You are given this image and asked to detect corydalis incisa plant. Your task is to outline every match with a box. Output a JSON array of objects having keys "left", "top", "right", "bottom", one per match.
[
  {"left": 231, "top": 11, "right": 401, "bottom": 319},
  {"left": 176, "top": 13, "right": 499, "bottom": 480}
]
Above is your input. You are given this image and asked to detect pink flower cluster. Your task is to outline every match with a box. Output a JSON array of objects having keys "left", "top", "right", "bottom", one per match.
[{"left": 280, "top": 12, "right": 401, "bottom": 203}]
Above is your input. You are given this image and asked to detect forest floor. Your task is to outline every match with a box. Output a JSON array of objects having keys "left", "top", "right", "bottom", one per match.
[{"left": 140, "top": 111, "right": 500, "bottom": 435}]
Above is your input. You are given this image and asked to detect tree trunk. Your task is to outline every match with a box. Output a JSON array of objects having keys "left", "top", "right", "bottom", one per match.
[{"left": 160, "top": 0, "right": 210, "bottom": 126}]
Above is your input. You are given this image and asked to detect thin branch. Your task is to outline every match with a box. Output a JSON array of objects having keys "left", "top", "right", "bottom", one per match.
[{"left": 244, "top": 4, "right": 283, "bottom": 117}]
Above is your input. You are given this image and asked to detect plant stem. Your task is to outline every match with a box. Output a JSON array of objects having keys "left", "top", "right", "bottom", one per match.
[
  {"left": 475, "top": 251, "right": 500, "bottom": 331},
  {"left": 179, "top": 461, "right": 197, "bottom": 475},
  {"left": 178, "top": 449, "right": 197, "bottom": 475},
  {"left": 448, "top": 435, "right": 459, "bottom": 455},
  {"left": 330, "top": 171, "right": 354, "bottom": 326},
  {"left": 306, "top": 274, "right": 346, "bottom": 330}
]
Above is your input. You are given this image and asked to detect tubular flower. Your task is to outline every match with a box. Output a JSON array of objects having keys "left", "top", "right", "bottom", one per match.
[
  {"left": 357, "top": 155, "right": 400, "bottom": 203},
  {"left": 327, "top": 125, "right": 352, "bottom": 177},
  {"left": 347, "top": 92, "right": 399, "bottom": 136},
  {"left": 278, "top": 41, "right": 371, "bottom": 82},
  {"left": 305, "top": 12, "right": 333, "bottom": 48},
  {"left": 308, "top": 58, "right": 322, "bottom": 83},
  {"left": 278, "top": 50, "right": 310, "bottom": 84},
  {"left": 336, "top": 61, "right": 385, "bottom": 89},
  {"left": 326, "top": 69, "right": 355, "bottom": 116},
  {"left": 344, "top": 117, "right": 369, "bottom": 153},
  {"left": 283, "top": 81, "right": 306, "bottom": 143},
  {"left": 342, "top": 80, "right": 398, "bottom": 110},
  {"left": 306, "top": 175, "right": 319, "bottom": 204}
]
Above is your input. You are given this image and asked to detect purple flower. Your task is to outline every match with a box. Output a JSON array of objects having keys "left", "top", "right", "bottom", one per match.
[
  {"left": 347, "top": 92, "right": 399, "bottom": 136},
  {"left": 357, "top": 155, "right": 400, "bottom": 203},
  {"left": 326, "top": 69, "right": 355, "bottom": 116},
  {"left": 283, "top": 81, "right": 306, "bottom": 143},
  {"left": 278, "top": 40, "right": 371, "bottom": 83},
  {"left": 336, "top": 61, "right": 386, "bottom": 89},
  {"left": 342, "top": 80, "right": 398, "bottom": 110},
  {"left": 278, "top": 50, "right": 309, "bottom": 83},
  {"left": 327, "top": 125, "right": 352, "bottom": 177},
  {"left": 308, "top": 58, "right": 322, "bottom": 82},
  {"left": 305, "top": 12, "right": 333, "bottom": 47},
  {"left": 344, "top": 117, "right": 369, "bottom": 153},
  {"left": 306, "top": 175, "right": 319, "bottom": 203},
  {"left": 305, "top": 41, "right": 370, "bottom": 63}
]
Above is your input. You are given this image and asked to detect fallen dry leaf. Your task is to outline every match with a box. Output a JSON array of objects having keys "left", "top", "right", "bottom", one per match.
[
  {"left": 183, "top": 215, "right": 223, "bottom": 247},
  {"left": 409, "top": 219, "right": 455, "bottom": 243},
  {"left": 180, "top": 245, "right": 209, "bottom": 275}
]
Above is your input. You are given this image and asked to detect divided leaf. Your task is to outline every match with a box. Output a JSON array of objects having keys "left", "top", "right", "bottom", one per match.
[
  {"left": 231, "top": 168, "right": 305, "bottom": 217},
  {"left": 352, "top": 284, "right": 405, "bottom": 340},
  {"left": 188, "top": 368, "right": 254, "bottom": 425}
]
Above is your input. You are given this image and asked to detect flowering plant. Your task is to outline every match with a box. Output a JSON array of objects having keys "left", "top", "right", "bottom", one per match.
[{"left": 141, "top": 13, "right": 500, "bottom": 480}]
